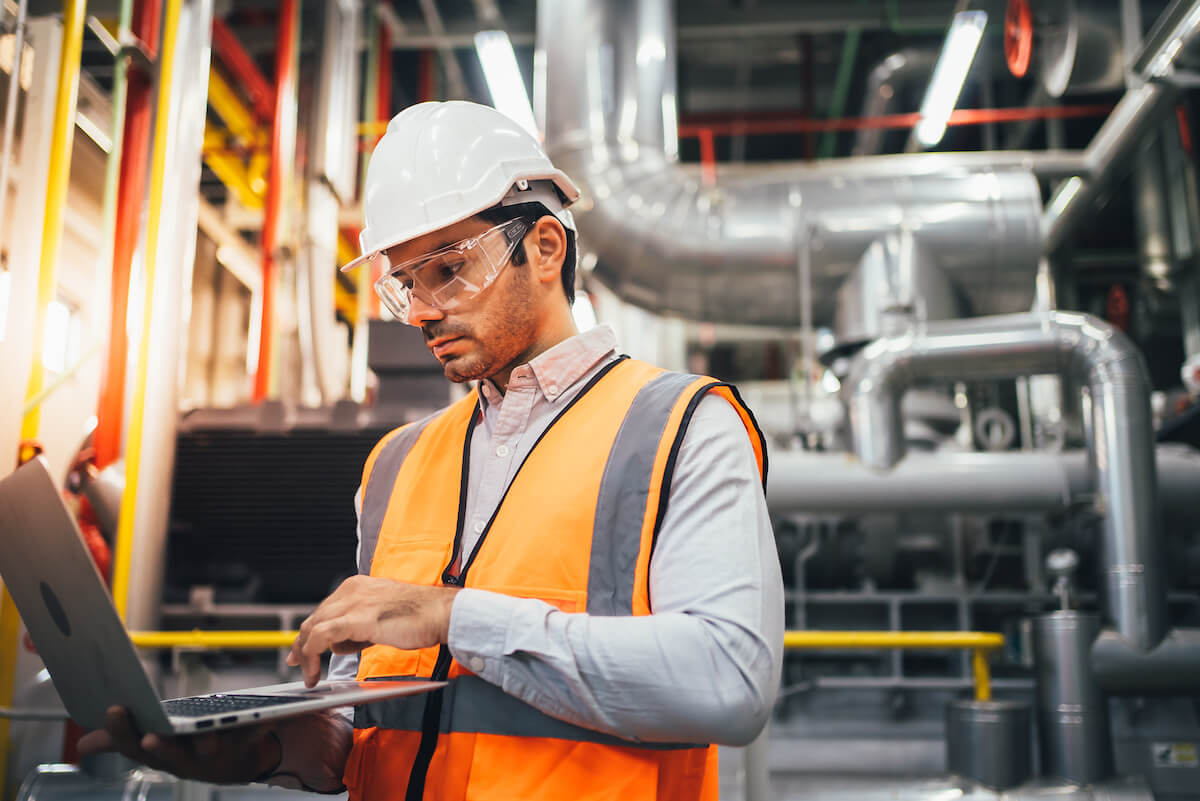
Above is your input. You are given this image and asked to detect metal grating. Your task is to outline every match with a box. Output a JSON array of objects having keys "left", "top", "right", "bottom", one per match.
[{"left": 165, "top": 426, "right": 393, "bottom": 603}]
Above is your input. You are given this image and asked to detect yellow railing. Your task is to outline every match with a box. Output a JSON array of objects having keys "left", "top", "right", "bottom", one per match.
[
  {"left": 124, "top": 629, "right": 1004, "bottom": 701},
  {"left": 783, "top": 630, "right": 1005, "bottom": 701},
  {"left": 129, "top": 630, "right": 298, "bottom": 649}
]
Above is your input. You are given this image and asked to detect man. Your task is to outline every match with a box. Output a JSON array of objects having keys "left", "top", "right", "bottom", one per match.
[{"left": 80, "top": 101, "right": 783, "bottom": 800}]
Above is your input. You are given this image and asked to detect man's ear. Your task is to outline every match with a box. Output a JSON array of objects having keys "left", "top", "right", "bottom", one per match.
[{"left": 526, "top": 216, "right": 567, "bottom": 287}]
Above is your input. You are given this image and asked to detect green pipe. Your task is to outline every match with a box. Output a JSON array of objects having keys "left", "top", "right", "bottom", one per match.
[{"left": 817, "top": 26, "right": 861, "bottom": 159}]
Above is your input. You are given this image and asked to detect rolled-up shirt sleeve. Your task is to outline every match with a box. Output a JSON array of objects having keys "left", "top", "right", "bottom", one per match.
[{"left": 447, "top": 392, "right": 784, "bottom": 745}]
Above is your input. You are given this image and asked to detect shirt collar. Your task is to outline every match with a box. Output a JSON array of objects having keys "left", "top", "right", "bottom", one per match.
[{"left": 477, "top": 324, "right": 618, "bottom": 407}]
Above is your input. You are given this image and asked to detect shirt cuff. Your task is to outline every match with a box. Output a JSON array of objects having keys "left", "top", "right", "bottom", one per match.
[{"left": 447, "top": 588, "right": 520, "bottom": 681}]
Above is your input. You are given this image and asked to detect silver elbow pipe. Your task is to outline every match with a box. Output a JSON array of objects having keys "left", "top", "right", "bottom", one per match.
[
  {"left": 844, "top": 312, "right": 1165, "bottom": 652},
  {"left": 537, "top": 0, "right": 1044, "bottom": 327}
]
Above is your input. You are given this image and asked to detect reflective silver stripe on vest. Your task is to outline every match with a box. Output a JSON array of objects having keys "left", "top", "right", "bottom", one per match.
[
  {"left": 355, "top": 675, "right": 703, "bottom": 751},
  {"left": 588, "top": 371, "right": 701, "bottom": 616},
  {"left": 359, "top": 413, "right": 440, "bottom": 574}
]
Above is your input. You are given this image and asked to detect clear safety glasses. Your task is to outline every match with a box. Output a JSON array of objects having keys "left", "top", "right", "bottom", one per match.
[{"left": 372, "top": 218, "right": 531, "bottom": 323}]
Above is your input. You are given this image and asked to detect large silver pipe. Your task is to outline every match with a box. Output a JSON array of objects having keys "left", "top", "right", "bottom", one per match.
[
  {"left": 1043, "top": 0, "right": 1200, "bottom": 252},
  {"left": 844, "top": 312, "right": 1165, "bottom": 652},
  {"left": 766, "top": 446, "right": 1200, "bottom": 517},
  {"left": 1091, "top": 627, "right": 1200, "bottom": 695},
  {"left": 852, "top": 49, "right": 937, "bottom": 156},
  {"left": 537, "top": 0, "right": 1045, "bottom": 327}
]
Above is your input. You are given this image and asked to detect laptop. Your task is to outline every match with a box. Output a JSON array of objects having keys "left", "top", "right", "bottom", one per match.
[{"left": 0, "top": 457, "right": 443, "bottom": 735}]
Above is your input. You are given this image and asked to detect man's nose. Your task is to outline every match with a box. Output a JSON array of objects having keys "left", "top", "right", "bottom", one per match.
[{"left": 407, "top": 294, "right": 445, "bottom": 326}]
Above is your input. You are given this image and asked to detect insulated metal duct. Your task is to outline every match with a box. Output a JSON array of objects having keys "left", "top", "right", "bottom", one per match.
[
  {"left": 1043, "top": 0, "right": 1200, "bottom": 252},
  {"left": 843, "top": 312, "right": 1165, "bottom": 652},
  {"left": 537, "top": 0, "right": 1044, "bottom": 327},
  {"left": 852, "top": 49, "right": 938, "bottom": 157},
  {"left": 765, "top": 446, "right": 1200, "bottom": 517}
]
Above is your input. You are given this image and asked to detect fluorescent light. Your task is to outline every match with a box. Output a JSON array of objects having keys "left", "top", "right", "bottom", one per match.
[
  {"left": 915, "top": 10, "right": 987, "bottom": 147},
  {"left": 474, "top": 30, "right": 539, "bottom": 139}
]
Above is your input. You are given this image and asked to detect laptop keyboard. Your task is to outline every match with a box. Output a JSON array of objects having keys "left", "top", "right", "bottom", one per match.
[{"left": 163, "top": 694, "right": 308, "bottom": 718}]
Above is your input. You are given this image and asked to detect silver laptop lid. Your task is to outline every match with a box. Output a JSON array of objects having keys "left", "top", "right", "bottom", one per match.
[{"left": 0, "top": 458, "right": 172, "bottom": 734}]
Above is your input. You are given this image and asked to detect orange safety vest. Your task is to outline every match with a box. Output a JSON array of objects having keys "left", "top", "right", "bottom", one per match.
[{"left": 344, "top": 357, "right": 767, "bottom": 801}]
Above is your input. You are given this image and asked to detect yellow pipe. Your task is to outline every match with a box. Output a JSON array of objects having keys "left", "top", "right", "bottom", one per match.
[
  {"left": 111, "top": 0, "right": 182, "bottom": 622},
  {"left": 19, "top": 0, "right": 87, "bottom": 443},
  {"left": 972, "top": 648, "right": 992, "bottom": 701},
  {"left": 337, "top": 231, "right": 358, "bottom": 268},
  {"left": 207, "top": 69, "right": 257, "bottom": 139},
  {"left": 334, "top": 275, "right": 357, "bottom": 322},
  {"left": 203, "top": 148, "right": 265, "bottom": 209},
  {"left": 2, "top": 1, "right": 88, "bottom": 788},
  {"left": 783, "top": 630, "right": 1004, "bottom": 702},
  {"left": 358, "top": 119, "right": 388, "bottom": 137},
  {"left": 782, "top": 631, "right": 1004, "bottom": 650},
  {"left": 130, "top": 630, "right": 297, "bottom": 649}
]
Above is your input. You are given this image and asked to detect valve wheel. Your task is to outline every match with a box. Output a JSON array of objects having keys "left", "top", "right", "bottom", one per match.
[{"left": 1005, "top": 0, "right": 1033, "bottom": 78}]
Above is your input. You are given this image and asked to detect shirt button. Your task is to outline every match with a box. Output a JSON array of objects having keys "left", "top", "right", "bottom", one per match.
[
  {"left": 495, "top": 444, "right": 510, "bottom": 457},
  {"left": 473, "top": 520, "right": 485, "bottom": 533},
  {"left": 468, "top": 656, "right": 485, "bottom": 672},
  {"left": 546, "top": 385, "right": 559, "bottom": 396}
]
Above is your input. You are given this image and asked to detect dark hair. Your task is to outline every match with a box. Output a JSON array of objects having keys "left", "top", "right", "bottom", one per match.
[{"left": 476, "top": 201, "right": 577, "bottom": 305}]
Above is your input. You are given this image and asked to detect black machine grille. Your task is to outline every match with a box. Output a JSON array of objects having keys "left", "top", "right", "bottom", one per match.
[{"left": 166, "top": 426, "right": 394, "bottom": 603}]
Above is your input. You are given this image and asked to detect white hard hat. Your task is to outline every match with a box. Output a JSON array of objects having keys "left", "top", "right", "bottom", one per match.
[{"left": 342, "top": 101, "right": 581, "bottom": 272}]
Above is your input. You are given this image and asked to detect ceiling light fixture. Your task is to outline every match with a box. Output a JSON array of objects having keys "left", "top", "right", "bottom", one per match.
[{"left": 915, "top": 10, "right": 987, "bottom": 148}]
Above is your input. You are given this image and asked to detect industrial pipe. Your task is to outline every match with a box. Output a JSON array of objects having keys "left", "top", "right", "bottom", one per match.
[
  {"left": 1091, "top": 627, "right": 1200, "bottom": 695},
  {"left": 95, "top": 0, "right": 162, "bottom": 470},
  {"left": 843, "top": 312, "right": 1164, "bottom": 653},
  {"left": 0, "top": 0, "right": 28, "bottom": 259},
  {"left": 1043, "top": 0, "right": 1200, "bottom": 252},
  {"left": 766, "top": 445, "right": 1200, "bottom": 517},
  {"left": 252, "top": 0, "right": 299, "bottom": 401},
  {"left": 783, "top": 630, "right": 1003, "bottom": 701},
  {"left": 538, "top": 0, "right": 1044, "bottom": 328},
  {"left": 852, "top": 49, "right": 936, "bottom": 155},
  {"left": 112, "top": 0, "right": 183, "bottom": 621},
  {"left": 129, "top": 630, "right": 297, "bottom": 649}
]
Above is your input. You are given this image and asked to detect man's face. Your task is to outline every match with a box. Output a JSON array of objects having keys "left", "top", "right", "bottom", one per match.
[{"left": 394, "top": 217, "right": 540, "bottom": 384}]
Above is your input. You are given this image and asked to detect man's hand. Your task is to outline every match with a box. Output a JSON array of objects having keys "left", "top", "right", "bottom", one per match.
[
  {"left": 76, "top": 707, "right": 281, "bottom": 783},
  {"left": 287, "top": 575, "right": 459, "bottom": 687}
]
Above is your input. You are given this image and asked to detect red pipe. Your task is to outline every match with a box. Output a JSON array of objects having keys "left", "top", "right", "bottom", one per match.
[
  {"left": 417, "top": 49, "right": 434, "bottom": 104},
  {"left": 1177, "top": 104, "right": 1193, "bottom": 156},
  {"left": 253, "top": 0, "right": 298, "bottom": 401},
  {"left": 376, "top": 22, "right": 391, "bottom": 136},
  {"left": 369, "top": 23, "right": 392, "bottom": 319},
  {"left": 94, "top": 0, "right": 163, "bottom": 470},
  {"left": 698, "top": 129, "right": 716, "bottom": 186},
  {"left": 678, "top": 104, "right": 1113, "bottom": 139},
  {"left": 211, "top": 17, "right": 274, "bottom": 123}
]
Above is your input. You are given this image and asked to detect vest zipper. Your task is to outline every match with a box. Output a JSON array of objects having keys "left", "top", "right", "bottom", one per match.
[{"left": 403, "top": 356, "right": 628, "bottom": 801}]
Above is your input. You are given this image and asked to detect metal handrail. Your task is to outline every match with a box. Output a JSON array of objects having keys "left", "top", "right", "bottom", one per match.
[
  {"left": 129, "top": 630, "right": 298, "bottom": 649},
  {"left": 783, "top": 630, "right": 1005, "bottom": 701}
]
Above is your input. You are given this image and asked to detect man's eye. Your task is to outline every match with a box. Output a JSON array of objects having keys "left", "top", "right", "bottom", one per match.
[
  {"left": 400, "top": 276, "right": 415, "bottom": 291},
  {"left": 436, "top": 259, "right": 466, "bottom": 282}
]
